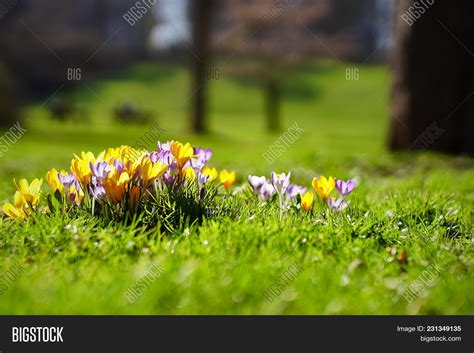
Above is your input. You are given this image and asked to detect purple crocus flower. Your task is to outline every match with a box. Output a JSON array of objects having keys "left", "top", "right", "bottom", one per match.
[
  {"left": 90, "top": 184, "right": 106, "bottom": 201},
  {"left": 197, "top": 172, "right": 210, "bottom": 188},
  {"left": 59, "top": 173, "right": 80, "bottom": 190},
  {"left": 113, "top": 159, "right": 125, "bottom": 174},
  {"left": 150, "top": 150, "right": 171, "bottom": 165},
  {"left": 157, "top": 141, "right": 171, "bottom": 152},
  {"left": 285, "top": 184, "right": 307, "bottom": 202},
  {"left": 260, "top": 182, "right": 275, "bottom": 201},
  {"left": 271, "top": 172, "right": 291, "bottom": 221},
  {"left": 68, "top": 191, "right": 78, "bottom": 204},
  {"left": 90, "top": 161, "right": 111, "bottom": 179},
  {"left": 335, "top": 179, "right": 356, "bottom": 197},
  {"left": 59, "top": 173, "right": 82, "bottom": 205},
  {"left": 329, "top": 197, "right": 350, "bottom": 211},
  {"left": 271, "top": 172, "right": 291, "bottom": 195},
  {"left": 167, "top": 161, "right": 179, "bottom": 176},
  {"left": 248, "top": 175, "right": 276, "bottom": 201},
  {"left": 162, "top": 173, "right": 175, "bottom": 185},
  {"left": 191, "top": 147, "right": 213, "bottom": 171},
  {"left": 248, "top": 175, "right": 266, "bottom": 193}
]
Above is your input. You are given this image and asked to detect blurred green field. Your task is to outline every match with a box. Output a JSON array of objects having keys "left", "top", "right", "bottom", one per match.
[
  {"left": 1, "top": 61, "right": 390, "bottom": 184},
  {"left": 0, "top": 61, "right": 472, "bottom": 314}
]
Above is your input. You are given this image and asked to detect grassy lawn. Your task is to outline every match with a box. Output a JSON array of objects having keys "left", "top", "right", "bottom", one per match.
[{"left": 0, "top": 61, "right": 472, "bottom": 314}]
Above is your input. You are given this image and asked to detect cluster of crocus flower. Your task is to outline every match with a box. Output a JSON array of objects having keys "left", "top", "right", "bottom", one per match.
[
  {"left": 312, "top": 177, "right": 356, "bottom": 211},
  {"left": 248, "top": 172, "right": 307, "bottom": 220},
  {"left": 2, "top": 141, "right": 237, "bottom": 222},
  {"left": 248, "top": 173, "right": 307, "bottom": 202},
  {"left": 248, "top": 172, "right": 356, "bottom": 218},
  {"left": 2, "top": 140, "right": 357, "bottom": 224}
]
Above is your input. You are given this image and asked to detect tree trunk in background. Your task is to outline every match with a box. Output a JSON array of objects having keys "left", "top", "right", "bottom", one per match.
[
  {"left": 264, "top": 74, "right": 281, "bottom": 132},
  {"left": 190, "top": 0, "right": 214, "bottom": 134},
  {"left": 390, "top": 0, "right": 474, "bottom": 155},
  {"left": 0, "top": 9, "right": 18, "bottom": 127},
  {"left": 0, "top": 62, "right": 18, "bottom": 127}
]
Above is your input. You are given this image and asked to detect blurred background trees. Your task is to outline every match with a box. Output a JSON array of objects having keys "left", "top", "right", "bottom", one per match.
[
  {"left": 0, "top": 0, "right": 154, "bottom": 103},
  {"left": 212, "top": 0, "right": 379, "bottom": 132},
  {"left": 0, "top": 0, "right": 472, "bottom": 156}
]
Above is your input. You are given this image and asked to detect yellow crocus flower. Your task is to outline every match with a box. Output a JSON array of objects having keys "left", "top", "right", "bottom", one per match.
[
  {"left": 129, "top": 154, "right": 144, "bottom": 176},
  {"left": 123, "top": 147, "right": 144, "bottom": 165},
  {"left": 105, "top": 147, "right": 121, "bottom": 161},
  {"left": 104, "top": 172, "right": 130, "bottom": 204},
  {"left": 46, "top": 168, "right": 64, "bottom": 192},
  {"left": 185, "top": 167, "right": 196, "bottom": 181},
  {"left": 312, "top": 176, "right": 335, "bottom": 201},
  {"left": 202, "top": 166, "right": 218, "bottom": 182},
  {"left": 170, "top": 141, "right": 194, "bottom": 169},
  {"left": 219, "top": 170, "right": 236, "bottom": 190},
  {"left": 301, "top": 191, "right": 314, "bottom": 212},
  {"left": 70, "top": 151, "right": 96, "bottom": 185},
  {"left": 139, "top": 159, "right": 167, "bottom": 187},
  {"left": 14, "top": 178, "right": 43, "bottom": 206},
  {"left": 2, "top": 203, "right": 25, "bottom": 221},
  {"left": 2, "top": 190, "right": 28, "bottom": 221},
  {"left": 14, "top": 190, "right": 27, "bottom": 208}
]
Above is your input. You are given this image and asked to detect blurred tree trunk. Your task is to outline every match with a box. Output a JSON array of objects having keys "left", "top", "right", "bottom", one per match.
[
  {"left": 190, "top": 0, "right": 214, "bottom": 134},
  {"left": 390, "top": 0, "right": 474, "bottom": 155},
  {"left": 0, "top": 11, "right": 17, "bottom": 127},
  {"left": 0, "top": 62, "right": 18, "bottom": 127},
  {"left": 95, "top": 0, "right": 107, "bottom": 37}
]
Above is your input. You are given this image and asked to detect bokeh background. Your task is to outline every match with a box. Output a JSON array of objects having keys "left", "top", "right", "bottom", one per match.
[{"left": 0, "top": 0, "right": 472, "bottom": 186}]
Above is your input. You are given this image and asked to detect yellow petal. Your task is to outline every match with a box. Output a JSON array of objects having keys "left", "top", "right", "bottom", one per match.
[
  {"left": 203, "top": 167, "right": 218, "bottom": 182},
  {"left": 328, "top": 176, "right": 335, "bottom": 189},
  {"left": 312, "top": 177, "right": 318, "bottom": 190},
  {"left": 13, "top": 191, "right": 26, "bottom": 209},
  {"left": 185, "top": 167, "right": 196, "bottom": 181},
  {"left": 301, "top": 192, "right": 314, "bottom": 211},
  {"left": 18, "top": 179, "right": 29, "bottom": 193},
  {"left": 29, "top": 178, "right": 43, "bottom": 194},
  {"left": 219, "top": 170, "right": 229, "bottom": 183},
  {"left": 119, "top": 172, "right": 130, "bottom": 184},
  {"left": 320, "top": 176, "right": 328, "bottom": 186},
  {"left": 3, "top": 203, "right": 24, "bottom": 221}
]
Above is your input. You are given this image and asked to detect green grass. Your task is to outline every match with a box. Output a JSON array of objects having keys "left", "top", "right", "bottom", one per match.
[{"left": 0, "top": 61, "right": 472, "bottom": 314}]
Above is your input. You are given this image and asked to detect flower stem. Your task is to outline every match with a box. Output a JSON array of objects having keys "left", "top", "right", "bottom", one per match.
[{"left": 279, "top": 195, "right": 283, "bottom": 222}]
